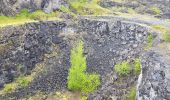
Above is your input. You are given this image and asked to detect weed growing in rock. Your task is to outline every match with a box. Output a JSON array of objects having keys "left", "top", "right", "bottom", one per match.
[
  {"left": 150, "top": 6, "right": 161, "bottom": 15},
  {"left": 114, "top": 59, "right": 141, "bottom": 76},
  {"left": 81, "top": 96, "right": 88, "bottom": 100},
  {"left": 127, "top": 87, "right": 136, "bottom": 100},
  {"left": 134, "top": 59, "right": 141, "bottom": 75},
  {"left": 164, "top": 30, "right": 170, "bottom": 43},
  {"left": 151, "top": 25, "right": 170, "bottom": 43},
  {"left": 114, "top": 61, "right": 130, "bottom": 76},
  {"left": 9, "top": 97, "right": 15, "bottom": 100},
  {"left": 16, "top": 76, "right": 31, "bottom": 87},
  {"left": 0, "top": 75, "right": 33, "bottom": 95},
  {"left": 3, "top": 84, "right": 15, "bottom": 92},
  {"left": 67, "top": 41, "right": 100, "bottom": 93},
  {"left": 147, "top": 33, "right": 153, "bottom": 48}
]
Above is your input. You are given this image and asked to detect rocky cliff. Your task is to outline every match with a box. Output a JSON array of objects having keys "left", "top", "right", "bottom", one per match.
[
  {"left": 0, "top": 16, "right": 154, "bottom": 99},
  {"left": 0, "top": 0, "right": 170, "bottom": 99}
]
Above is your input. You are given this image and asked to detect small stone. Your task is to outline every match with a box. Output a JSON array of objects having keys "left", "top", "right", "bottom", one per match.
[
  {"left": 121, "top": 41, "right": 127, "bottom": 45},
  {"left": 132, "top": 44, "right": 138, "bottom": 48}
]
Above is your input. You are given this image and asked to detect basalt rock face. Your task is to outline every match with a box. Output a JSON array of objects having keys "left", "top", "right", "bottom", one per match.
[
  {"left": 0, "top": 0, "right": 68, "bottom": 16},
  {"left": 137, "top": 51, "right": 170, "bottom": 100},
  {"left": 0, "top": 17, "right": 152, "bottom": 99},
  {"left": 0, "top": 21, "right": 67, "bottom": 88},
  {"left": 79, "top": 18, "right": 151, "bottom": 100}
]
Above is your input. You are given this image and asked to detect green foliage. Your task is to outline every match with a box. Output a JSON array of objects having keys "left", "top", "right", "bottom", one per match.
[
  {"left": 134, "top": 59, "right": 141, "bottom": 75},
  {"left": 164, "top": 30, "right": 170, "bottom": 43},
  {"left": 81, "top": 96, "right": 88, "bottom": 100},
  {"left": 17, "top": 9, "right": 57, "bottom": 20},
  {"left": 151, "top": 25, "right": 167, "bottom": 31},
  {"left": 127, "top": 88, "right": 136, "bottom": 100},
  {"left": 114, "top": 61, "right": 130, "bottom": 76},
  {"left": 150, "top": 6, "right": 161, "bottom": 15},
  {"left": 4, "top": 84, "right": 14, "bottom": 92},
  {"left": 147, "top": 33, "right": 153, "bottom": 48},
  {"left": 0, "top": 9, "right": 59, "bottom": 27},
  {"left": 60, "top": 6, "right": 71, "bottom": 13},
  {"left": 16, "top": 76, "right": 31, "bottom": 87},
  {"left": 16, "top": 9, "right": 30, "bottom": 18},
  {"left": 60, "top": 6, "right": 76, "bottom": 17},
  {"left": 151, "top": 25, "right": 170, "bottom": 43},
  {"left": 1, "top": 75, "right": 32, "bottom": 94},
  {"left": 67, "top": 41, "right": 100, "bottom": 93},
  {"left": 114, "top": 58, "right": 141, "bottom": 76},
  {"left": 67, "top": 0, "right": 109, "bottom": 15},
  {"left": 9, "top": 97, "right": 15, "bottom": 100}
]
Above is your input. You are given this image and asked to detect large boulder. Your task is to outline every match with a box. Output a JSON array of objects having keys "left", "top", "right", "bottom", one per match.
[{"left": 0, "top": 0, "right": 68, "bottom": 16}]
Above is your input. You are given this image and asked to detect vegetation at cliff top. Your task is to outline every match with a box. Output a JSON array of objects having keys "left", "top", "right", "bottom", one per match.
[
  {"left": 0, "top": 9, "right": 60, "bottom": 27},
  {"left": 67, "top": 41, "right": 100, "bottom": 93},
  {"left": 152, "top": 25, "right": 170, "bottom": 43},
  {"left": 65, "top": 0, "right": 110, "bottom": 15}
]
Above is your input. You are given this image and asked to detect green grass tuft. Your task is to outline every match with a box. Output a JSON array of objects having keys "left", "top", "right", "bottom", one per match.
[
  {"left": 1, "top": 75, "right": 33, "bottom": 95},
  {"left": 81, "top": 96, "right": 88, "bottom": 100},
  {"left": 0, "top": 9, "right": 59, "bottom": 27},
  {"left": 114, "top": 61, "right": 130, "bottom": 76},
  {"left": 67, "top": 0, "right": 110, "bottom": 15},
  {"left": 164, "top": 30, "right": 170, "bottom": 43},
  {"left": 67, "top": 41, "right": 100, "bottom": 93},
  {"left": 127, "top": 87, "right": 136, "bottom": 100},
  {"left": 147, "top": 33, "right": 153, "bottom": 48},
  {"left": 134, "top": 59, "right": 141, "bottom": 75},
  {"left": 151, "top": 25, "right": 170, "bottom": 43},
  {"left": 150, "top": 6, "right": 161, "bottom": 15}
]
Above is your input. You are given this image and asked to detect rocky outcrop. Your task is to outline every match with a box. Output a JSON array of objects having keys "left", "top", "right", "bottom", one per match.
[
  {"left": 79, "top": 17, "right": 150, "bottom": 100},
  {"left": 0, "top": 16, "right": 152, "bottom": 99},
  {"left": 0, "top": 21, "right": 67, "bottom": 88},
  {"left": 100, "top": 0, "right": 170, "bottom": 19},
  {"left": 0, "top": 0, "right": 68, "bottom": 16},
  {"left": 137, "top": 51, "right": 170, "bottom": 100}
]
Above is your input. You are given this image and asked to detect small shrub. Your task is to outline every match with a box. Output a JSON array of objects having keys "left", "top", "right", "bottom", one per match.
[
  {"left": 114, "top": 61, "right": 130, "bottom": 76},
  {"left": 127, "top": 8, "right": 136, "bottom": 14},
  {"left": 127, "top": 87, "right": 136, "bottom": 100},
  {"left": 147, "top": 33, "right": 153, "bottom": 48},
  {"left": 4, "top": 84, "right": 15, "bottom": 92},
  {"left": 16, "top": 76, "right": 31, "bottom": 87},
  {"left": 81, "top": 96, "right": 88, "bottom": 100},
  {"left": 16, "top": 9, "right": 30, "bottom": 18},
  {"left": 60, "top": 6, "right": 71, "bottom": 13},
  {"left": 151, "top": 25, "right": 170, "bottom": 43},
  {"left": 134, "top": 59, "right": 141, "bottom": 75},
  {"left": 67, "top": 41, "right": 100, "bottom": 93},
  {"left": 9, "top": 97, "right": 15, "bottom": 100},
  {"left": 164, "top": 30, "right": 170, "bottom": 43},
  {"left": 150, "top": 6, "right": 161, "bottom": 15},
  {"left": 68, "top": 0, "right": 109, "bottom": 15},
  {"left": 29, "top": 10, "right": 57, "bottom": 20},
  {"left": 1, "top": 75, "right": 32, "bottom": 95}
]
